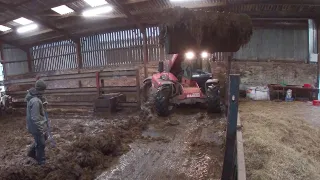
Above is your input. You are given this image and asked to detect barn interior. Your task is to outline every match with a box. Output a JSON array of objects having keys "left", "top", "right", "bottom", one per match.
[{"left": 0, "top": 0, "right": 320, "bottom": 180}]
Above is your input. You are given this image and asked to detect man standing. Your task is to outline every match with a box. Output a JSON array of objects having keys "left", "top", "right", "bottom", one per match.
[{"left": 25, "top": 79, "right": 48, "bottom": 165}]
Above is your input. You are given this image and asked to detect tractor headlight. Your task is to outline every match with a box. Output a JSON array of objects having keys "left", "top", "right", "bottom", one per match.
[
  {"left": 185, "top": 51, "right": 195, "bottom": 60},
  {"left": 201, "top": 51, "right": 209, "bottom": 58},
  {"left": 160, "top": 74, "right": 169, "bottom": 80}
]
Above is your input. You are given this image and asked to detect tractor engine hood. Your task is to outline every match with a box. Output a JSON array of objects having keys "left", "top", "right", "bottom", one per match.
[{"left": 152, "top": 72, "right": 178, "bottom": 88}]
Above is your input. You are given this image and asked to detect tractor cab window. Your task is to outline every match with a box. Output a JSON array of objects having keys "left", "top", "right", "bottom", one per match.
[{"left": 181, "top": 61, "right": 192, "bottom": 79}]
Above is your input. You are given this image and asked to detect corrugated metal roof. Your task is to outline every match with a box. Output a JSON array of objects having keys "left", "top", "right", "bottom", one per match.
[{"left": 0, "top": 0, "right": 319, "bottom": 47}]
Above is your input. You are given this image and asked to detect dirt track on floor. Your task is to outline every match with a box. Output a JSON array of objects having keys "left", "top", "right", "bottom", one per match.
[
  {"left": 97, "top": 108, "right": 226, "bottom": 180},
  {"left": 0, "top": 107, "right": 226, "bottom": 180}
]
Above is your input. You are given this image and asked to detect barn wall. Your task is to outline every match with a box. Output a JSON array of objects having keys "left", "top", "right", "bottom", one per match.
[
  {"left": 232, "top": 25, "right": 315, "bottom": 89},
  {"left": 234, "top": 27, "right": 308, "bottom": 61},
  {"left": 231, "top": 60, "right": 317, "bottom": 90},
  {"left": 1, "top": 44, "right": 28, "bottom": 76}
]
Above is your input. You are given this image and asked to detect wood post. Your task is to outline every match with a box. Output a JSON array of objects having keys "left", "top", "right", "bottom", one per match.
[
  {"left": 142, "top": 28, "right": 148, "bottom": 78},
  {"left": 96, "top": 71, "right": 100, "bottom": 97},
  {"left": 225, "top": 55, "right": 232, "bottom": 110},
  {"left": 75, "top": 39, "right": 83, "bottom": 72},
  {"left": 27, "top": 48, "right": 32, "bottom": 73},
  {"left": 0, "top": 42, "right": 7, "bottom": 80},
  {"left": 317, "top": 21, "right": 320, "bottom": 100},
  {"left": 136, "top": 69, "right": 141, "bottom": 109},
  {"left": 222, "top": 74, "right": 240, "bottom": 180}
]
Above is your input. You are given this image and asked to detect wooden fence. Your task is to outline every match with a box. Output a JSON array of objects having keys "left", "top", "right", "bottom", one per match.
[{"left": 5, "top": 67, "right": 141, "bottom": 109}]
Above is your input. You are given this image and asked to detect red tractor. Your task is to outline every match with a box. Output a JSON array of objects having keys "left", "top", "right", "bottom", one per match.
[{"left": 143, "top": 50, "right": 221, "bottom": 117}]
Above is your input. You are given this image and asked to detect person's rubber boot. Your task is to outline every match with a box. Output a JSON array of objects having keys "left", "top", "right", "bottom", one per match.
[
  {"left": 27, "top": 149, "right": 36, "bottom": 160},
  {"left": 38, "top": 161, "right": 46, "bottom": 166}
]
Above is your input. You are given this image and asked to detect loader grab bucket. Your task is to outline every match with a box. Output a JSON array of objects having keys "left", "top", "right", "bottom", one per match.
[{"left": 159, "top": 7, "right": 253, "bottom": 54}]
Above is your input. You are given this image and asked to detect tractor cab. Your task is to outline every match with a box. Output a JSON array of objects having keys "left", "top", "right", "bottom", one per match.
[{"left": 170, "top": 51, "right": 212, "bottom": 93}]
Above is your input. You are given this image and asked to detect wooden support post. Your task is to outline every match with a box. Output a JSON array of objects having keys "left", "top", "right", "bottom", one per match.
[
  {"left": 136, "top": 69, "right": 141, "bottom": 109},
  {"left": 0, "top": 42, "right": 7, "bottom": 80},
  {"left": 27, "top": 48, "right": 32, "bottom": 73},
  {"left": 142, "top": 28, "right": 148, "bottom": 78},
  {"left": 222, "top": 74, "right": 240, "bottom": 180},
  {"left": 75, "top": 39, "right": 83, "bottom": 72},
  {"left": 96, "top": 72, "right": 100, "bottom": 97},
  {"left": 225, "top": 55, "right": 232, "bottom": 112},
  {"left": 317, "top": 21, "right": 320, "bottom": 100}
]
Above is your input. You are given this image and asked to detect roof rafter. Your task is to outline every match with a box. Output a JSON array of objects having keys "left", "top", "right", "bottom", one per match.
[
  {"left": 231, "top": 0, "right": 320, "bottom": 5},
  {"left": 107, "top": 0, "right": 143, "bottom": 29},
  {"left": 0, "top": 39, "right": 28, "bottom": 52}
]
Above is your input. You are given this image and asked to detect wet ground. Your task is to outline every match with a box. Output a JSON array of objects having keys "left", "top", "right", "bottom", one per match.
[
  {"left": 0, "top": 107, "right": 226, "bottom": 180},
  {"left": 97, "top": 109, "right": 226, "bottom": 180}
]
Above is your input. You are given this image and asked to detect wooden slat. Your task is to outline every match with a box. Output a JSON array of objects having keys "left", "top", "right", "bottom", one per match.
[
  {"left": 13, "top": 101, "right": 137, "bottom": 107},
  {"left": 237, "top": 113, "right": 247, "bottom": 180},
  {"left": 7, "top": 86, "right": 137, "bottom": 95},
  {"left": 4, "top": 69, "right": 137, "bottom": 85}
]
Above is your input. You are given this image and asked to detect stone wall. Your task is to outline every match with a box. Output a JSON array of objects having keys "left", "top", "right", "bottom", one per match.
[{"left": 231, "top": 60, "right": 317, "bottom": 90}]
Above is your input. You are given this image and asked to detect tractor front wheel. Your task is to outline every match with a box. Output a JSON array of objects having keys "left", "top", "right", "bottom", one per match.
[
  {"left": 155, "top": 87, "right": 173, "bottom": 117},
  {"left": 207, "top": 86, "right": 221, "bottom": 113},
  {"left": 142, "top": 80, "right": 152, "bottom": 103}
]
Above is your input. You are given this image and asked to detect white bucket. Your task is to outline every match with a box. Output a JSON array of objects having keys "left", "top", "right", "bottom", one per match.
[
  {"left": 246, "top": 87, "right": 256, "bottom": 99},
  {"left": 246, "top": 86, "right": 270, "bottom": 101}
]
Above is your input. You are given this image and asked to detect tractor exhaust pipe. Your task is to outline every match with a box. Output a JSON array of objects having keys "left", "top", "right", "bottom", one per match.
[{"left": 158, "top": 61, "right": 164, "bottom": 73}]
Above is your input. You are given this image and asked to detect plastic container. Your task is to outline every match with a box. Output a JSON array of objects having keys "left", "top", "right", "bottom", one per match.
[
  {"left": 312, "top": 100, "right": 320, "bottom": 106},
  {"left": 304, "top": 84, "right": 312, "bottom": 88},
  {"left": 246, "top": 87, "right": 256, "bottom": 99},
  {"left": 246, "top": 86, "right": 270, "bottom": 101}
]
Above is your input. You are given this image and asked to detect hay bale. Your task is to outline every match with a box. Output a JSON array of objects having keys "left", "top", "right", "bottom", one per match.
[{"left": 159, "top": 7, "right": 253, "bottom": 53}]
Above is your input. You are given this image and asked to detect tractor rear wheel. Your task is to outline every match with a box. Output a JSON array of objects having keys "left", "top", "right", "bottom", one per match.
[
  {"left": 155, "top": 87, "right": 172, "bottom": 117},
  {"left": 207, "top": 86, "right": 221, "bottom": 113}
]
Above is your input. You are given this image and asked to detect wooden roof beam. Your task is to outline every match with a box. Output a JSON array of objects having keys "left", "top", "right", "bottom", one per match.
[
  {"left": 107, "top": 0, "right": 143, "bottom": 29},
  {"left": 231, "top": 0, "right": 320, "bottom": 5},
  {"left": 0, "top": 39, "right": 28, "bottom": 52},
  {"left": 124, "top": 0, "right": 149, "bottom": 4}
]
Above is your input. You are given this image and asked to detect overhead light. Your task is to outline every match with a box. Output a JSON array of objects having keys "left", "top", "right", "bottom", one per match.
[
  {"left": 185, "top": 51, "right": 195, "bottom": 60},
  {"left": 0, "top": 25, "right": 11, "bottom": 32},
  {"left": 83, "top": 0, "right": 108, "bottom": 7},
  {"left": 51, "top": 5, "right": 74, "bottom": 15},
  {"left": 13, "top": 17, "right": 33, "bottom": 25},
  {"left": 17, "top": 24, "right": 38, "bottom": 34},
  {"left": 201, "top": 51, "right": 209, "bottom": 58},
  {"left": 82, "top": 6, "right": 113, "bottom": 17}
]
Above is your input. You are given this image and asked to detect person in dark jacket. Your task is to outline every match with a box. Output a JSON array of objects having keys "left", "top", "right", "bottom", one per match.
[{"left": 25, "top": 80, "right": 48, "bottom": 165}]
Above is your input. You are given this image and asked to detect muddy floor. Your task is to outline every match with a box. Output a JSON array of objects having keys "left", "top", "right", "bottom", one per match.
[{"left": 0, "top": 107, "right": 226, "bottom": 180}]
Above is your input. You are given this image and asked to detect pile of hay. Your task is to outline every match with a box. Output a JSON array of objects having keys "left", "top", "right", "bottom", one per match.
[
  {"left": 240, "top": 101, "right": 320, "bottom": 180},
  {"left": 159, "top": 7, "right": 253, "bottom": 53}
]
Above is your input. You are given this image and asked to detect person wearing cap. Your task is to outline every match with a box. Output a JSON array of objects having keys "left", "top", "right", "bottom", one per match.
[{"left": 25, "top": 79, "right": 48, "bottom": 165}]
